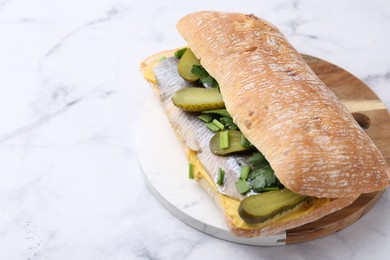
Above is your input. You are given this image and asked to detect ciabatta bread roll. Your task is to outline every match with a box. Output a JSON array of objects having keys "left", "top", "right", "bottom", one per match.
[{"left": 140, "top": 11, "right": 389, "bottom": 237}]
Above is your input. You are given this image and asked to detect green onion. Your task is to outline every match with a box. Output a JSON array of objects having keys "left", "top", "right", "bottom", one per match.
[
  {"left": 205, "top": 122, "right": 220, "bottom": 132},
  {"left": 220, "top": 116, "right": 238, "bottom": 130},
  {"left": 240, "top": 165, "right": 251, "bottom": 180},
  {"left": 158, "top": 56, "right": 167, "bottom": 62},
  {"left": 219, "top": 131, "right": 229, "bottom": 149},
  {"left": 261, "top": 187, "right": 280, "bottom": 192},
  {"left": 188, "top": 163, "right": 195, "bottom": 179},
  {"left": 174, "top": 47, "right": 187, "bottom": 59},
  {"left": 235, "top": 179, "right": 250, "bottom": 194},
  {"left": 202, "top": 109, "right": 231, "bottom": 118},
  {"left": 198, "top": 114, "right": 213, "bottom": 123},
  {"left": 217, "top": 168, "right": 225, "bottom": 186},
  {"left": 212, "top": 119, "right": 225, "bottom": 130},
  {"left": 240, "top": 134, "right": 251, "bottom": 148}
]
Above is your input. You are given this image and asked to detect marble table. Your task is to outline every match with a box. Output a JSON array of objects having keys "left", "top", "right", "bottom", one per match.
[{"left": 1, "top": 0, "right": 389, "bottom": 259}]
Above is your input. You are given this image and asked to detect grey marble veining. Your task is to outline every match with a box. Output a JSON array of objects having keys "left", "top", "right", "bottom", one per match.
[{"left": 1, "top": 0, "right": 390, "bottom": 259}]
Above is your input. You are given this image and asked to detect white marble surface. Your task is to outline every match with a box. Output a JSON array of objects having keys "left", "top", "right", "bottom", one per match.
[{"left": 1, "top": 0, "right": 389, "bottom": 259}]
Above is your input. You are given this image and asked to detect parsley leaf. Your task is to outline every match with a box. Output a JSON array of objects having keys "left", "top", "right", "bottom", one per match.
[
  {"left": 250, "top": 175, "right": 266, "bottom": 192},
  {"left": 246, "top": 152, "right": 268, "bottom": 167},
  {"left": 191, "top": 65, "right": 219, "bottom": 88},
  {"left": 250, "top": 165, "right": 276, "bottom": 192}
]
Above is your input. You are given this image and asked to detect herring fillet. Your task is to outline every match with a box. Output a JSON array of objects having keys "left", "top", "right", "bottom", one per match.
[{"left": 153, "top": 58, "right": 246, "bottom": 200}]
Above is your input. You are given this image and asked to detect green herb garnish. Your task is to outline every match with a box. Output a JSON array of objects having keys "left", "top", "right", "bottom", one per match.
[
  {"left": 205, "top": 122, "right": 220, "bottom": 132},
  {"left": 219, "top": 131, "right": 230, "bottom": 149},
  {"left": 191, "top": 64, "right": 219, "bottom": 88},
  {"left": 261, "top": 187, "right": 280, "bottom": 192},
  {"left": 189, "top": 163, "right": 195, "bottom": 179},
  {"left": 240, "top": 165, "right": 251, "bottom": 181},
  {"left": 235, "top": 179, "right": 250, "bottom": 194},
  {"left": 219, "top": 117, "right": 238, "bottom": 130},
  {"left": 174, "top": 47, "right": 187, "bottom": 59},
  {"left": 240, "top": 135, "right": 251, "bottom": 148},
  {"left": 212, "top": 119, "right": 225, "bottom": 130},
  {"left": 250, "top": 165, "right": 276, "bottom": 192},
  {"left": 158, "top": 56, "right": 167, "bottom": 62},
  {"left": 198, "top": 113, "right": 213, "bottom": 123},
  {"left": 246, "top": 152, "right": 268, "bottom": 167},
  {"left": 202, "top": 109, "right": 231, "bottom": 118},
  {"left": 217, "top": 168, "right": 225, "bottom": 186}
]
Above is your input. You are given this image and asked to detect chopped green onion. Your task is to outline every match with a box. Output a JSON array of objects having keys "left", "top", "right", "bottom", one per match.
[
  {"left": 212, "top": 119, "right": 225, "bottom": 130},
  {"left": 205, "top": 122, "right": 220, "bottom": 132},
  {"left": 219, "top": 131, "right": 230, "bottom": 149},
  {"left": 261, "top": 187, "right": 280, "bottom": 192},
  {"left": 174, "top": 47, "right": 187, "bottom": 58},
  {"left": 235, "top": 179, "right": 250, "bottom": 194},
  {"left": 217, "top": 168, "right": 225, "bottom": 186},
  {"left": 202, "top": 109, "right": 231, "bottom": 118},
  {"left": 198, "top": 114, "right": 213, "bottom": 123},
  {"left": 220, "top": 116, "right": 238, "bottom": 130},
  {"left": 158, "top": 56, "right": 167, "bottom": 62},
  {"left": 240, "top": 165, "right": 251, "bottom": 180},
  {"left": 188, "top": 163, "right": 194, "bottom": 179},
  {"left": 240, "top": 134, "right": 251, "bottom": 148}
]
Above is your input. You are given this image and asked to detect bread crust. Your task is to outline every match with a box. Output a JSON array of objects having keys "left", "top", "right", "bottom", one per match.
[{"left": 177, "top": 11, "right": 389, "bottom": 198}]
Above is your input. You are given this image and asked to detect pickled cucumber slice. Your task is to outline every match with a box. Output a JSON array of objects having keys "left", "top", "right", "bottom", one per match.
[
  {"left": 178, "top": 48, "right": 201, "bottom": 82},
  {"left": 171, "top": 87, "right": 225, "bottom": 112},
  {"left": 238, "top": 188, "right": 308, "bottom": 224},
  {"left": 210, "top": 130, "right": 252, "bottom": 155}
]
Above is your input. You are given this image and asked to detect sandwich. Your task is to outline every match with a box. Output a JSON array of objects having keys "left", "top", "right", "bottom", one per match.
[{"left": 140, "top": 11, "right": 389, "bottom": 237}]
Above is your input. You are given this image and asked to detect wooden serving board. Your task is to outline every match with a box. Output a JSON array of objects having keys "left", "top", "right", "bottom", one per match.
[
  {"left": 137, "top": 54, "right": 390, "bottom": 246},
  {"left": 282, "top": 54, "right": 390, "bottom": 244}
]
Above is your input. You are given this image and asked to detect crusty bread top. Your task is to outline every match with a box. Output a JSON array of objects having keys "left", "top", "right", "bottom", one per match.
[{"left": 177, "top": 11, "right": 389, "bottom": 198}]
